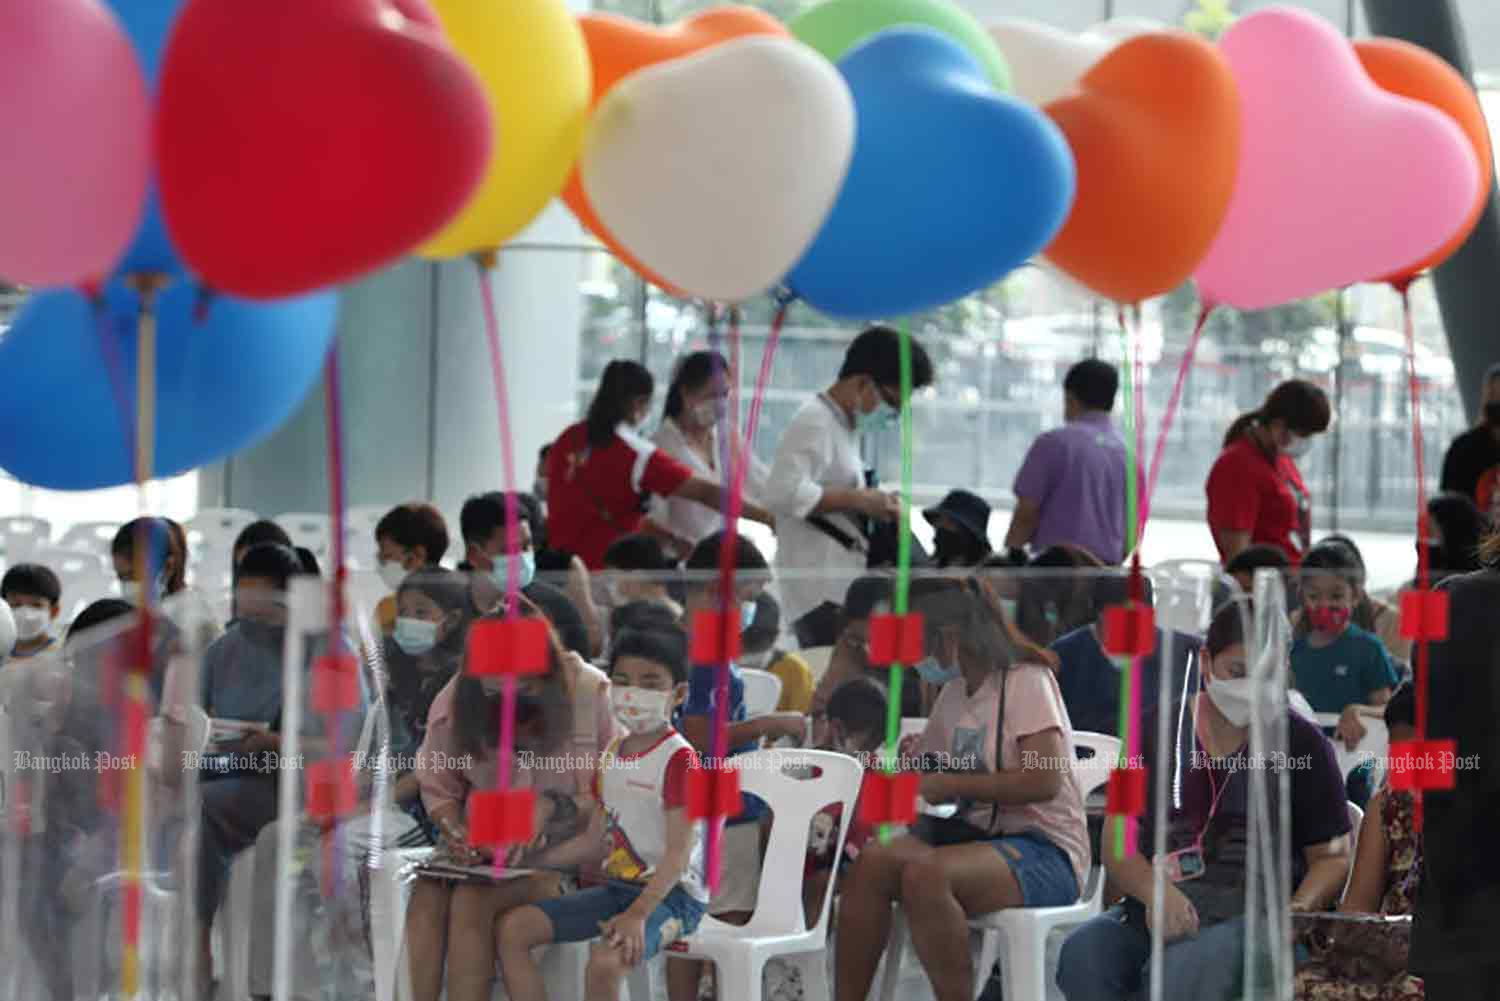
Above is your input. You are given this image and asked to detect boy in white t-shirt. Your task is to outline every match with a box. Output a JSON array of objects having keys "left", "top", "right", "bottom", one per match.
[{"left": 498, "top": 623, "right": 708, "bottom": 1001}]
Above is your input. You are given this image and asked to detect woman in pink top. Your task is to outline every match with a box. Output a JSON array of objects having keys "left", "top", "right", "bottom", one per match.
[
  {"left": 833, "top": 577, "right": 1089, "bottom": 1001},
  {"left": 404, "top": 606, "right": 620, "bottom": 1001}
]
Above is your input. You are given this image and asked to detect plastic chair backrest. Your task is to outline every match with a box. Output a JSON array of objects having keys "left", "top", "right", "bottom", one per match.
[
  {"left": 899, "top": 717, "right": 926, "bottom": 743},
  {"left": 1146, "top": 560, "right": 1221, "bottom": 638},
  {"left": 0, "top": 516, "right": 52, "bottom": 562},
  {"left": 35, "top": 546, "right": 107, "bottom": 575},
  {"left": 275, "top": 513, "right": 333, "bottom": 559},
  {"left": 55, "top": 520, "right": 121, "bottom": 557},
  {"left": 740, "top": 668, "right": 782, "bottom": 717},
  {"left": 735, "top": 748, "right": 863, "bottom": 938},
  {"left": 186, "top": 508, "right": 259, "bottom": 551},
  {"left": 1348, "top": 801, "right": 1363, "bottom": 859},
  {"left": 61, "top": 569, "right": 126, "bottom": 625}
]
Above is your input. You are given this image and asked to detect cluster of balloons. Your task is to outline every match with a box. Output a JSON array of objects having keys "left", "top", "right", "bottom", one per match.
[
  {"left": 0, "top": 1, "right": 1492, "bottom": 487},
  {"left": 572, "top": 2, "right": 1490, "bottom": 316}
]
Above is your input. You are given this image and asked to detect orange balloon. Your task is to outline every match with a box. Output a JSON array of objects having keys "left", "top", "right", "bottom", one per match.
[
  {"left": 566, "top": 7, "right": 789, "bottom": 297},
  {"left": 1042, "top": 31, "right": 1240, "bottom": 304},
  {"left": 1356, "top": 38, "right": 1493, "bottom": 287}
]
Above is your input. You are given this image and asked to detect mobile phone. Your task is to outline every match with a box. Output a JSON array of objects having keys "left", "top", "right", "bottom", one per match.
[{"left": 1163, "top": 847, "right": 1205, "bottom": 883}]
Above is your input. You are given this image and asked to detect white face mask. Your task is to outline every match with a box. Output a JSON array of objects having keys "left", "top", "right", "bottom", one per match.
[
  {"left": 393, "top": 617, "right": 439, "bottom": 656},
  {"left": 13, "top": 607, "right": 51, "bottom": 642},
  {"left": 610, "top": 685, "right": 675, "bottom": 735},
  {"left": 119, "top": 575, "right": 165, "bottom": 607},
  {"left": 1282, "top": 434, "right": 1313, "bottom": 459},
  {"left": 689, "top": 399, "right": 721, "bottom": 429},
  {"left": 378, "top": 560, "right": 408, "bottom": 592},
  {"left": 1204, "top": 673, "right": 1278, "bottom": 729}
]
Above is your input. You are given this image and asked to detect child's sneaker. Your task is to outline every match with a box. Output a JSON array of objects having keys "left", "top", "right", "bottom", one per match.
[{"left": 764, "top": 957, "right": 805, "bottom": 1001}]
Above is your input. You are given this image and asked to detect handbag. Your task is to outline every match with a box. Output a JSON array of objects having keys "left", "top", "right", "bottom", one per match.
[
  {"left": 805, "top": 469, "right": 931, "bottom": 570},
  {"left": 911, "top": 662, "right": 1008, "bottom": 847}
]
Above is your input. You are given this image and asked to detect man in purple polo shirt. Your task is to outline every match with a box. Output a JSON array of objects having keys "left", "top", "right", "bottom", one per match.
[{"left": 1004, "top": 359, "right": 1129, "bottom": 565}]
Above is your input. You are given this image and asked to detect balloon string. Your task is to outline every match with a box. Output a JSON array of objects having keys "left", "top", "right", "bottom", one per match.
[
  {"left": 321, "top": 341, "right": 351, "bottom": 895},
  {"left": 878, "top": 319, "right": 915, "bottom": 845},
  {"left": 1400, "top": 284, "right": 1432, "bottom": 831},
  {"left": 1141, "top": 306, "right": 1212, "bottom": 533},
  {"left": 475, "top": 255, "right": 523, "bottom": 810},
  {"left": 1110, "top": 309, "right": 1146, "bottom": 861}
]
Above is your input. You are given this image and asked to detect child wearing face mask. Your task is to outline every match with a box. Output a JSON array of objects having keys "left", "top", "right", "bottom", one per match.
[
  {"left": 1, "top": 563, "right": 62, "bottom": 660},
  {"left": 1290, "top": 544, "right": 1399, "bottom": 754},
  {"left": 497, "top": 623, "right": 708, "bottom": 1001}
]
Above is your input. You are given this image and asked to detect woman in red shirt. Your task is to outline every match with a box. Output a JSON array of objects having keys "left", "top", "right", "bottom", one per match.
[
  {"left": 1205, "top": 380, "right": 1331, "bottom": 566},
  {"left": 545, "top": 360, "right": 774, "bottom": 569}
]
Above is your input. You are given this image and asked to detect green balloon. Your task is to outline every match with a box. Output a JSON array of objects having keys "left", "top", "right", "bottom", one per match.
[{"left": 789, "top": 0, "right": 1011, "bottom": 91}]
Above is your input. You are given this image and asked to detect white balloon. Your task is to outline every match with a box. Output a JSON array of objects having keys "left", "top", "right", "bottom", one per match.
[
  {"left": 987, "top": 16, "right": 1168, "bottom": 107},
  {"left": 987, "top": 18, "right": 1114, "bottom": 107},
  {"left": 582, "top": 36, "right": 855, "bottom": 303}
]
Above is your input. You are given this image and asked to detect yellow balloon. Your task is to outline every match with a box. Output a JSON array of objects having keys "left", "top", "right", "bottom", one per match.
[{"left": 419, "top": 0, "right": 591, "bottom": 258}]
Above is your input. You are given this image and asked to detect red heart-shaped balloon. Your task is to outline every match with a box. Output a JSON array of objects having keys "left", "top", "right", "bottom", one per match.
[{"left": 156, "top": 0, "right": 492, "bottom": 299}]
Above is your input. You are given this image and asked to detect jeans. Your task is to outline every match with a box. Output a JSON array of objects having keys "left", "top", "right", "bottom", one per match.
[{"left": 1057, "top": 906, "right": 1246, "bottom": 1001}]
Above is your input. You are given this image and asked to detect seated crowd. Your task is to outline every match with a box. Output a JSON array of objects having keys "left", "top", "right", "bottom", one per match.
[{"left": 0, "top": 330, "right": 1491, "bottom": 1001}]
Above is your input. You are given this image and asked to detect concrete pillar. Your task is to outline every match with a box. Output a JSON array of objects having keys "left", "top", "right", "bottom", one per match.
[
  {"left": 203, "top": 202, "right": 586, "bottom": 528},
  {"left": 1363, "top": 0, "right": 1500, "bottom": 420}
]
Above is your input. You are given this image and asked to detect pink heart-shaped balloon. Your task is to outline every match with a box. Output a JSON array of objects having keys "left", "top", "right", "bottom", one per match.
[
  {"left": 1193, "top": 6, "right": 1479, "bottom": 311},
  {"left": 0, "top": 0, "right": 149, "bottom": 287}
]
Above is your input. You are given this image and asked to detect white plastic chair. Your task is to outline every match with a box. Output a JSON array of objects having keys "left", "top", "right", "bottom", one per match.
[
  {"left": 634, "top": 748, "right": 864, "bottom": 1001},
  {"left": 32, "top": 546, "right": 107, "bottom": 617},
  {"left": 275, "top": 513, "right": 333, "bottom": 563},
  {"left": 1314, "top": 712, "right": 1389, "bottom": 792},
  {"left": 343, "top": 506, "right": 387, "bottom": 570},
  {"left": 188, "top": 508, "right": 260, "bottom": 553},
  {"left": 61, "top": 568, "right": 125, "bottom": 625},
  {"left": 741, "top": 668, "right": 783, "bottom": 717},
  {"left": 0, "top": 515, "right": 51, "bottom": 566},
  {"left": 55, "top": 520, "right": 122, "bottom": 559},
  {"left": 880, "top": 731, "right": 1119, "bottom": 1001},
  {"left": 899, "top": 717, "right": 926, "bottom": 744}
]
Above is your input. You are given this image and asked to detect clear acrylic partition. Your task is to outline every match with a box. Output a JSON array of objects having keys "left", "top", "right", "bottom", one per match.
[
  {"left": 0, "top": 590, "right": 209, "bottom": 1001},
  {"left": 106, "top": 559, "right": 1296, "bottom": 1001},
  {"left": 269, "top": 576, "right": 389, "bottom": 1001}
]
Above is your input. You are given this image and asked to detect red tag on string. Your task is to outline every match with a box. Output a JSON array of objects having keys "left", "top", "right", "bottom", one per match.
[
  {"left": 311, "top": 653, "right": 361, "bottom": 713},
  {"left": 1387, "top": 739, "right": 1457, "bottom": 793},
  {"left": 122, "top": 881, "right": 142, "bottom": 945},
  {"left": 858, "top": 770, "right": 920, "bottom": 826},
  {"left": 690, "top": 609, "right": 742, "bottom": 665},
  {"left": 1398, "top": 590, "right": 1450, "bottom": 642},
  {"left": 467, "top": 618, "right": 550, "bottom": 677},
  {"left": 306, "top": 757, "right": 356, "bottom": 824},
  {"left": 468, "top": 788, "right": 536, "bottom": 847},
  {"left": 687, "top": 763, "right": 743, "bottom": 821},
  {"left": 1102, "top": 606, "right": 1156, "bottom": 657},
  {"left": 869, "top": 613, "right": 926, "bottom": 666},
  {"left": 1106, "top": 766, "right": 1147, "bottom": 817}
]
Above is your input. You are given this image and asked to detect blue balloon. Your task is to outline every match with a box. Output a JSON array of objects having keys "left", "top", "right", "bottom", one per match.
[
  {"left": 103, "top": 0, "right": 188, "bottom": 277},
  {"left": 786, "top": 28, "right": 1076, "bottom": 321},
  {"left": 0, "top": 280, "right": 339, "bottom": 490}
]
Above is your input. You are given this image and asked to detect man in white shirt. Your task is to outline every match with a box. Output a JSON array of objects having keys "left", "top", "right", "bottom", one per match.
[{"left": 764, "top": 325, "right": 934, "bottom": 647}]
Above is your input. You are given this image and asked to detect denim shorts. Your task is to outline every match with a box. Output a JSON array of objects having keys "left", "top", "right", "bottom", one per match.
[
  {"left": 990, "top": 831, "right": 1078, "bottom": 907},
  {"left": 535, "top": 881, "right": 707, "bottom": 961}
]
